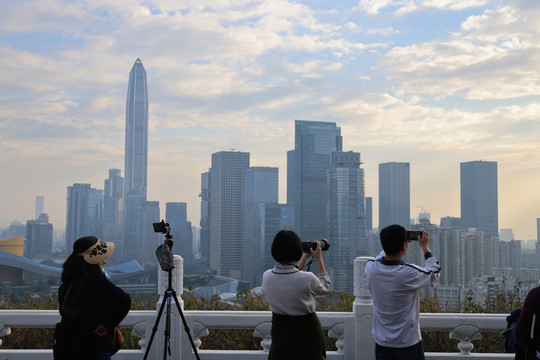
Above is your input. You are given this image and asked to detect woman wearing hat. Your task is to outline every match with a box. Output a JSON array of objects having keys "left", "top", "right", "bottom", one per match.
[{"left": 54, "top": 236, "right": 131, "bottom": 360}]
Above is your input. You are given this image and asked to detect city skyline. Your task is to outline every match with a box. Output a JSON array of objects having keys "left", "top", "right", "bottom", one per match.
[{"left": 2, "top": 1, "right": 540, "bottom": 239}]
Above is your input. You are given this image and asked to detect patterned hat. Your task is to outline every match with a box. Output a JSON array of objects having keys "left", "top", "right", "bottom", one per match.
[{"left": 73, "top": 236, "right": 115, "bottom": 264}]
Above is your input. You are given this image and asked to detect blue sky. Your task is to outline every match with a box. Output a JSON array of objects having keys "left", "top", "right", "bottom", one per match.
[{"left": 1, "top": 0, "right": 540, "bottom": 240}]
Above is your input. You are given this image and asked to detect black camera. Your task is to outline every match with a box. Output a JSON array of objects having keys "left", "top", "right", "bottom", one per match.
[
  {"left": 406, "top": 230, "right": 423, "bottom": 241},
  {"left": 302, "top": 239, "right": 330, "bottom": 253},
  {"left": 153, "top": 220, "right": 170, "bottom": 234}
]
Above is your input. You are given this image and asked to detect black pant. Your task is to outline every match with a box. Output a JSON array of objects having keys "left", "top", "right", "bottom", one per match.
[{"left": 376, "top": 341, "right": 425, "bottom": 360}]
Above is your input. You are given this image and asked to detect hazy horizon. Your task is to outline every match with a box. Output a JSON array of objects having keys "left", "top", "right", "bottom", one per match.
[{"left": 1, "top": 0, "right": 540, "bottom": 240}]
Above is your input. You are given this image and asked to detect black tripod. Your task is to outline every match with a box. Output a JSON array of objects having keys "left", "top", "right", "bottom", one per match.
[{"left": 144, "top": 221, "right": 201, "bottom": 360}]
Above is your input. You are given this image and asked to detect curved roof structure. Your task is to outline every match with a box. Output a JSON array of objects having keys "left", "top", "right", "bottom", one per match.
[{"left": 0, "top": 251, "right": 144, "bottom": 280}]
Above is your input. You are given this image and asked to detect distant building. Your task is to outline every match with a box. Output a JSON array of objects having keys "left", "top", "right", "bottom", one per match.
[
  {"left": 141, "top": 201, "right": 160, "bottom": 267},
  {"left": 65, "top": 183, "right": 103, "bottom": 251},
  {"left": 166, "top": 202, "right": 193, "bottom": 267},
  {"left": 440, "top": 216, "right": 461, "bottom": 228},
  {"left": 287, "top": 150, "right": 295, "bottom": 206},
  {"left": 294, "top": 120, "right": 342, "bottom": 240},
  {"left": 199, "top": 172, "right": 210, "bottom": 269},
  {"left": 25, "top": 213, "right": 53, "bottom": 259},
  {"left": 244, "top": 167, "right": 279, "bottom": 286},
  {"left": 123, "top": 58, "right": 149, "bottom": 263},
  {"left": 327, "top": 151, "right": 366, "bottom": 293},
  {"left": 460, "top": 160, "right": 498, "bottom": 236},
  {"left": 499, "top": 228, "right": 515, "bottom": 242},
  {"left": 35, "top": 196, "right": 44, "bottom": 219},
  {"left": 379, "top": 162, "right": 410, "bottom": 229},
  {"left": 1, "top": 221, "right": 26, "bottom": 240},
  {"left": 365, "top": 197, "right": 372, "bottom": 232},
  {"left": 103, "top": 169, "right": 123, "bottom": 245},
  {"left": 209, "top": 151, "right": 250, "bottom": 279}
]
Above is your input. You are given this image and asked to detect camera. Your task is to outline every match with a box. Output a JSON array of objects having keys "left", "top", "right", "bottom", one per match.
[
  {"left": 302, "top": 239, "right": 330, "bottom": 253},
  {"left": 153, "top": 220, "right": 170, "bottom": 234},
  {"left": 406, "top": 230, "right": 423, "bottom": 241}
]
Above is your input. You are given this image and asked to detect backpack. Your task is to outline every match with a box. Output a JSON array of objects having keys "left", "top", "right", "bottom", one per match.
[{"left": 503, "top": 308, "right": 523, "bottom": 353}]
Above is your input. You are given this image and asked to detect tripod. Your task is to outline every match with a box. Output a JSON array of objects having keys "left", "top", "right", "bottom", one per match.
[{"left": 143, "top": 228, "right": 201, "bottom": 360}]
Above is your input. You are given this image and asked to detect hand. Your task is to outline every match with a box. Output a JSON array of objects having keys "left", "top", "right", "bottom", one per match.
[
  {"left": 309, "top": 241, "right": 323, "bottom": 260},
  {"left": 418, "top": 229, "right": 431, "bottom": 253},
  {"left": 93, "top": 324, "right": 109, "bottom": 336}
]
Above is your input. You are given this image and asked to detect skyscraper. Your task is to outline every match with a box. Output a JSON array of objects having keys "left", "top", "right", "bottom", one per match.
[
  {"left": 378, "top": 162, "right": 410, "bottom": 229},
  {"left": 294, "top": 120, "right": 342, "bottom": 240},
  {"left": 123, "top": 58, "right": 149, "bottom": 262},
  {"left": 166, "top": 202, "right": 193, "bottom": 267},
  {"left": 25, "top": 213, "right": 53, "bottom": 259},
  {"left": 65, "top": 184, "right": 103, "bottom": 251},
  {"left": 103, "top": 169, "right": 123, "bottom": 245},
  {"left": 244, "top": 166, "right": 279, "bottom": 286},
  {"left": 327, "top": 151, "right": 366, "bottom": 293},
  {"left": 209, "top": 151, "right": 250, "bottom": 279},
  {"left": 124, "top": 58, "right": 148, "bottom": 198},
  {"left": 460, "top": 160, "right": 498, "bottom": 235},
  {"left": 287, "top": 150, "right": 295, "bottom": 206},
  {"left": 35, "top": 196, "right": 44, "bottom": 219},
  {"left": 199, "top": 172, "right": 210, "bottom": 268}
]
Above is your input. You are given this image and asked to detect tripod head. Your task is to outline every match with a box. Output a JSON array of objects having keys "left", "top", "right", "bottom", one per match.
[
  {"left": 153, "top": 220, "right": 173, "bottom": 250},
  {"left": 153, "top": 220, "right": 175, "bottom": 271}
]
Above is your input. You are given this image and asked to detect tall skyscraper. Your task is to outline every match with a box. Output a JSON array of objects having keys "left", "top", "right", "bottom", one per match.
[
  {"left": 379, "top": 162, "right": 410, "bottom": 229},
  {"left": 65, "top": 184, "right": 103, "bottom": 251},
  {"left": 365, "top": 197, "right": 373, "bottom": 232},
  {"left": 35, "top": 196, "right": 44, "bottom": 219},
  {"left": 166, "top": 202, "right": 193, "bottom": 267},
  {"left": 327, "top": 151, "right": 366, "bottom": 292},
  {"left": 287, "top": 150, "right": 295, "bottom": 206},
  {"left": 123, "top": 58, "right": 149, "bottom": 262},
  {"left": 209, "top": 151, "right": 250, "bottom": 279},
  {"left": 124, "top": 58, "right": 148, "bottom": 198},
  {"left": 199, "top": 172, "right": 210, "bottom": 269},
  {"left": 141, "top": 201, "right": 161, "bottom": 266},
  {"left": 25, "top": 213, "right": 53, "bottom": 259},
  {"left": 294, "top": 120, "right": 342, "bottom": 240},
  {"left": 103, "top": 169, "right": 123, "bottom": 245},
  {"left": 460, "top": 160, "right": 498, "bottom": 235},
  {"left": 244, "top": 167, "right": 279, "bottom": 286}
]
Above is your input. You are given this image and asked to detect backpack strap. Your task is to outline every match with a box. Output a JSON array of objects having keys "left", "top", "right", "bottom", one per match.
[{"left": 60, "top": 284, "right": 73, "bottom": 313}]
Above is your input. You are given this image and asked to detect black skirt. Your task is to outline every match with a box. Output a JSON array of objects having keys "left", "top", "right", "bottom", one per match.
[{"left": 269, "top": 312, "right": 326, "bottom": 360}]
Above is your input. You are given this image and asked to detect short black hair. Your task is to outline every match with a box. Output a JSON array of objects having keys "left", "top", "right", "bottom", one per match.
[
  {"left": 380, "top": 224, "right": 407, "bottom": 255},
  {"left": 271, "top": 230, "right": 303, "bottom": 264}
]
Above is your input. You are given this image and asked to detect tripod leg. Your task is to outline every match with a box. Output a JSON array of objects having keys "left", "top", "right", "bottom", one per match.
[
  {"left": 163, "top": 291, "right": 172, "bottom": 360},
  {"left": 143, "top": 292, "right": 169, "bottom": 360},
  {"left": 171, "top": 290, "right": 201, "bottom": 360}
]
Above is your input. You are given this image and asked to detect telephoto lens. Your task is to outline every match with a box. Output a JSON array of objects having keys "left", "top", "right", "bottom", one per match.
[{"left": 301, "top": 239, "right": 330, "bottom": 253}]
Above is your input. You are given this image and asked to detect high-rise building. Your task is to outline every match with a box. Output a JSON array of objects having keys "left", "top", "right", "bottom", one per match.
[
  {"left": 166, "top": 202, "right": 193, "bottom": 267},
  {"left": 103, "top": 169, "right": 123, "bottom": 245},
  {"left": 199, "top": 172, "right": 210, "bottom": 269},
  {"left": 244, "top": 167, "right": 279, "bottom": 286},
  {"left": 35, "top": 196, "right": 44, "bottom": 219},
  {"left": 327, "top": 151, "right": 366, "bottom": 293},
  {"left": 460, "top": 160, "right": 498, "bottom": 235},
  {"left": 25, "top": 213, "right": 53, "bottom": 259},
  {"left": 294, "top": 120, "right": 342, "bottom": 240},
  {"left": 123, "top": 58, "right": 149, "bottom": 262},
  {"left": 365, "top": 197, "right": 372, "bottom": 233},
  {"left": 287, "top": 150, "right": 295, "bottom": 206},
  {"left": 124, "top": 58, "right": 148, "bottom": 198},
  {"left": 141, "top": 201, "right": 161, "bottom": 266},
  {"left": 65, "top": 184, "right": 103, "bottom": 251},
  {"left": 378, "top": 162, "right": 410, "bottom": 229},
  {"left": 537, "top": 218, "right": 540, "bottom": 243},
  {"left": 209, "top": 151, "right": 250, "bottom": 279}
]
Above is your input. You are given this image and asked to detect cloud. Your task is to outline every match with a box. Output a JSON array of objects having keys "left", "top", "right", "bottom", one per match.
[{"left": 356, "top": 0, "right": 490, "bottom": 15}]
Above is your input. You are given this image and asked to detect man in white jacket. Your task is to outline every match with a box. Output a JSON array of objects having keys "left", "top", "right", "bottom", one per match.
[{"left": 365, "top": 224, "right": 441, "bottom": 360}]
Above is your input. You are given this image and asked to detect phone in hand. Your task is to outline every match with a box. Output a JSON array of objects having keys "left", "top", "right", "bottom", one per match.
[{"left": 406, "top": 230, "right": 423, "bottom": 241}]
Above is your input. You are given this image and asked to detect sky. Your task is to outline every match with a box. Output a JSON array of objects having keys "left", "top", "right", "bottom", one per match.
[{"left": 1, "top": 0, "right": 540, "bottom": 240}]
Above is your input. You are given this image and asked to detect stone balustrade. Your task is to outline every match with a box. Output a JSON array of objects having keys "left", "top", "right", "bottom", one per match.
[{"left": 0, "top": 256, "right": 515, "bottom": 360}]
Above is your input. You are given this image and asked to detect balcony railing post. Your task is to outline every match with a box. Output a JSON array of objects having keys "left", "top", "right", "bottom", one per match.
[
  {"left": 353, "top": 256, "right": 375, "bottom": 360},
  {"left": 154, "top": 255, "right": 184, "bottom": 360}
]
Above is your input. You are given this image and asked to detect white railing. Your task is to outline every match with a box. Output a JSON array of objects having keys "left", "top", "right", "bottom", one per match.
[{"left": 0, "top": 256, "right": 514, "bottom": 360}]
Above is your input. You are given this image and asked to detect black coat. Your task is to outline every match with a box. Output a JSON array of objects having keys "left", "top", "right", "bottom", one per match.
[{"left": 55, "top": 271, "right": 131, "bottom": 360}]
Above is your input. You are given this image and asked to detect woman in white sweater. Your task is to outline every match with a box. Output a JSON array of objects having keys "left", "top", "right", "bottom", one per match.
[{"left": 261, "top": 230, "right": 331, "bottom": 360}]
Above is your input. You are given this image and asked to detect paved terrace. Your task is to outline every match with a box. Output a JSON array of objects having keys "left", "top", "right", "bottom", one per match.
[{"left": 0, "top": 256, "right": 513, "bottom": 360}]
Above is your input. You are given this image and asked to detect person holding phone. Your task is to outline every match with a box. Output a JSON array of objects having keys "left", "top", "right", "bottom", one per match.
[{"left": 365, "top": 224, "right": 441, "bottom": 360}]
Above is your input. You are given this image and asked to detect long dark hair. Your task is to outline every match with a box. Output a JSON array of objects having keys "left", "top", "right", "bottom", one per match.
[{"left": 61, "top": 236, "right": 102, "bottom": 284}]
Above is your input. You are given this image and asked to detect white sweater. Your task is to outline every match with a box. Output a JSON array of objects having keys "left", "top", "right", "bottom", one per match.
[
  {"left": 261, "top": 265, "right": 331, "bottom": 316},
  {"left": 365, "top": 251, "right": 441, "bottom": 348}
]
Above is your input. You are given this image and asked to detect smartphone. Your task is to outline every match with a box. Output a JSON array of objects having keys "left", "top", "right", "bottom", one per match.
[{"left": 406, "top": 230, "right": 423, "bottom": 241}]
